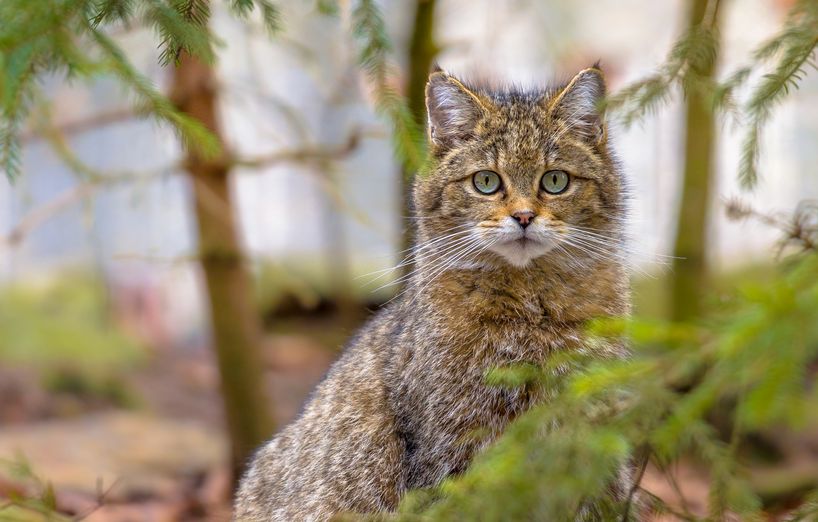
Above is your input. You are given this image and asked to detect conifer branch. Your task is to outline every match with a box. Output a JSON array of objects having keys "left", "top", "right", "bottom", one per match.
[
  {"left": 606, "top": 0, "right": 818, "bottom": 190},
  {"left": 604, "top": 23, "right": 718, "bottom": 128},
  {"left": 88, "top": 23, "right": 221, "bottom": 157},
  {"left": 148, "top": 0, "right": 214, "bottom": 65},
  {"left": 350, "top": 0, "right": 426, "bottom": 174},
  {"left": 738, "top": 28, "right": 818, "bottom": 187},
  {"left": 90, "top": 0, "right": 137, "bottom": 27},
  {"left": 1, "top": 43, "right": 38, "bottom": 180},
  {"left": 227, "top": 0, "right": 279, "bottom": 34}
]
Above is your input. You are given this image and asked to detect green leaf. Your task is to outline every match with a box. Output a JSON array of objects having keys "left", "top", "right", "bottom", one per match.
[
  {"left": 350, "top": 0, "right": 426, "bottom": 173},
  {"left": 90, "top": 0, "right": 137, "bottom": 27},
  {"left": 255, "top": 0, "right": 280, "bottom": 35},
  {"left": 146, "top": 0, "right": 214, "bottom": 66},
  {"left": 229, "top": 0, "right": 255, "bottom": 18}
]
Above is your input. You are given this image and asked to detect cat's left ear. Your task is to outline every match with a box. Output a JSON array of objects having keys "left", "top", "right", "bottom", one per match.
[{"left": 546, "top": 67, "right": 607, "bottom": 145}]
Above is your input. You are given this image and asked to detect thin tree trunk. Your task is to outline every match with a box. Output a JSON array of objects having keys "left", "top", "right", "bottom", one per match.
[
  {"left": 671, "top": 0, "right": 722, "bottom": 322},
  {"left": 399, "top": 0, "right": 438, "bottom": 267},
  {"left": 170, "top": 52, "right": 273, "bottom": 486}
]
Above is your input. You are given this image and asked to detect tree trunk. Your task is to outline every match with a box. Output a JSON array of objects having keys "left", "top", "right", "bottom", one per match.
[
  {"left": 399, "top": 0, "right": 438, "bottom": 267},
  {"left": 170, "top": 52, "right": 273, "bottom": 486},
  {"left": 671, "top": 0, "right": 722, "bottom": 322}
]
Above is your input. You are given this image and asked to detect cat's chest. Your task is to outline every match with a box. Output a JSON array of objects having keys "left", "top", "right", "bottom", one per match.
[
  {"left": 403, "top": 319, "right": 578, "bottom": 412},
  {"left": 438, "top": 316, "right": 580, "bottom": 365},
  {"left": 397, "top": 323, "right": 561, "bottom": 488}
]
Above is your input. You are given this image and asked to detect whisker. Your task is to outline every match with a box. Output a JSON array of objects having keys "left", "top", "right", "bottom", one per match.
[
  {"left": 375, "top": 236, "right": 481, "bottom": 289},
  {"left": 364, "top": 235, "right": 480, "bottom": 290},
  {"left": 380, "top": 237, "right": 494, "bottom": 306},
  {"left": 561, "top": 235, "right": 655, "bottom": 279},
  {"left": 394, "top": 225, "right": 475, "bottom": 256},
  {"left": 418, "top": 239, "right": 487, "bottom": 285},
  {"left": 356, "top": 228, "right": 474, "bottom": 284},
  {"left": 401, "top": 237, "right": 500, "bottom": 307},
  {"left": 561, "top": 225, "right": 678, "bottom": 266},
  {"left": 552, "top": 242, "right": 586, "bottom": 271},
  {"left": 562, "top": 224, "right": 681, "bottom": 261}
]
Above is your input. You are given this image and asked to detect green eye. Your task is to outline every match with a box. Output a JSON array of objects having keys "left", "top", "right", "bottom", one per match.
[
  {"left": 541, "top": 170, "right": 570, "bottom": 194},
  {"left": 473, "top": 170, "right": 501, "bottom": 194}
]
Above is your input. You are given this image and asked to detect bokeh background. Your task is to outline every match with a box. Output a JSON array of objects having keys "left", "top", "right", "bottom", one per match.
[{"left": 1, "top": 0, "right": 816, "bottom": 520}]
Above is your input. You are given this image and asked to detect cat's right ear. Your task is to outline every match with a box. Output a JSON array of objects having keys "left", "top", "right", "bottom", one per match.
[{"left": 425, "top": 71, "right": 490, "bottom": 150}]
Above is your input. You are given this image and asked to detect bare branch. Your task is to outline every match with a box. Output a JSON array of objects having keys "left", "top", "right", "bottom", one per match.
[
  {"left": 232, "top": 128, "right": 362, "bottom": 169},
  {"left": 21, "top": 108, "right": 137, "bottom": 143},
  {"left": 2, "top": 128, "right": 364, "bottom": 251}
]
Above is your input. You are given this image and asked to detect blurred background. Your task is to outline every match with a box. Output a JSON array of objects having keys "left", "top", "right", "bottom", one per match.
[{"left": 1, "top": 0, "right": 816, "bottom": 520}]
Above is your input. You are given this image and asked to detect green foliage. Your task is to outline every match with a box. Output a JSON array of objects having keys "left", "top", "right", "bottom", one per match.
[
  {"left": 228, "top": 0, "right": 280, "bottom": 35},
  {"left": 89, "top": 26, "right": 220, "bottom": 157},
  {"left": 395, "top": 249, "right": 818, "bottom": 520},
  {"left": 0, "top": 0, "right": 277, "bottom": 182},
  {"left": 0, "top": 274, "right": 142, "bottom": 370},
  {"left": 0, "top": 0, "right": 228, "bottom": 181},
  {"left": 606, "top": 0, "right": 818, "bottom": 190},
  {"left": 605, "top": 24, "right": 718, "bottom": 127},
  {"left": 148, "top": 0, "right": 214, "bottom": 66},
  {"left": 1, "top": 0, "right": 422, "bottom": 184},
  {"left": 735, "top": 0, "right": 818, "bottom": 188},
  {"left": 44, "top": 368, "right": 139, "bottom": 408},
  {"left": 0, "top": 454, "right": 71, "bottom": 521},
  {"left": 315, "top": 0, "right": 339, "bottom": 17},
  {"left": 350, "top": 0, "right": 427, "bottom": 175}
]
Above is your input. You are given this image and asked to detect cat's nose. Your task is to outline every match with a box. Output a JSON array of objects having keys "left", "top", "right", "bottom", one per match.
[{"left": 511, "top": 210, "right": 536, "bottom": 228}]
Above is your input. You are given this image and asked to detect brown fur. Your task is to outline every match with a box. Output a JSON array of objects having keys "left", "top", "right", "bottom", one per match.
[{"left": 235, "top": 67, "right": 631, "bottom": 521}]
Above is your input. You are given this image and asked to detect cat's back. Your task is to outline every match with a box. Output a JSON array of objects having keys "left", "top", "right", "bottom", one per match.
[{"left": 234, "top": 302, "right": 414, "bottom": 521}]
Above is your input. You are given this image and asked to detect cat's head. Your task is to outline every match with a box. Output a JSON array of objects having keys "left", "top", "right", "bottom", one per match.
[{"left": 413, "top": 67, "right": 626, "bottom": 270}]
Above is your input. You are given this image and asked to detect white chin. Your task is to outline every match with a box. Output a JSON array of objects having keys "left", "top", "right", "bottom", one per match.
[{"left": 490, "top": 239, "right": 554, "bottom": 268}]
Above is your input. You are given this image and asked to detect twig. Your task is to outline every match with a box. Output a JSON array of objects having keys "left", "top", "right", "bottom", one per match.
[
  {"left": 639, "top": 488, "right": 700, "bottom": 522},
  {"left": 2, "top": 127, "right": 364, "bottom": 251},
  {"left": 3, "top": 184, "right": 96, "bottom": 248},
  {"left": 724, "top": 197, "right": 817, "bottom": 254},
  {"left": 232, "top": 129, "right": 362, "bottom": 169},
  {"left": 21, "top": 108, "right": 136, "bottom": 143},
  {"left": 654, "top": 458, "right": 697, "bottom": 520},
  {"left": 621, "top": 449, "right": 650, "bottom": 521},
  {"left": 71, "top": 477, "right": 121, "bottom": 521}
]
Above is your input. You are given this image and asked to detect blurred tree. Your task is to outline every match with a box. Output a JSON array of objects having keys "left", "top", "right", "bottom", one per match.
[
  {"left": 671, "top": 0, "right": 723, "bottom": 321},
  {"left": 400, "top": 0, "right": 438, "bottom": 262},
  {"left": 351, "top": 0, "right": 427, "bottom": 195},
  {"left": 169, "top": 47, "right": 273, "bottom": 484},
  {"left": 1, "top": 0, "right": 423, "bottom": 489},
  {"left": 608, "top": 0, "right": 818, "bottom": 320},
  {"left": 0, "top": 0, "right": 282, "bottom": 487}
]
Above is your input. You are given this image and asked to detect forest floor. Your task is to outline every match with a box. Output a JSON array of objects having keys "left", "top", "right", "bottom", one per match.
[
  {"left": 0, "top": 308, "right": 816, "bottom": 521},
  {"left": 0, "top": 318, "right": 338, "bottom": 521}
]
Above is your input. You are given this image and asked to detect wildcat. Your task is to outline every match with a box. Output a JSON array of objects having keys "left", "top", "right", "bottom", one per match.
[{"left": 235, "top": 66, "right": 631, "bottom": 521}]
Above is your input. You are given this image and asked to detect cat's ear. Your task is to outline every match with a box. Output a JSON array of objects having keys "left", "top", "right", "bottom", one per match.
[
  {"left": 425, "top": 71, "right": 491, "bottom": 149},
  {"left": 546, "top": 67, "right": 607, "bottom": 145}
]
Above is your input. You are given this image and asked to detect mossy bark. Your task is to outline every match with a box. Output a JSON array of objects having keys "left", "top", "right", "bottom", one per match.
[
  {"left": 170, "top": 52, "right": 273, "bottom": 486},
  {"left": 399, "top": 0, "right": 438, "bottom": 265},
  {"left": 671, "top": 0, "right": 722, "bottom": 322}
]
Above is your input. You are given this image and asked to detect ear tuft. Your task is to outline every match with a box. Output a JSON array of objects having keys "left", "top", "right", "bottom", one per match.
[
  {"left": 425, "top": 71, "right": 489, "bottom": 150},
  {"left": 549, "top": 68, "right": 607, "bottom": 145}
]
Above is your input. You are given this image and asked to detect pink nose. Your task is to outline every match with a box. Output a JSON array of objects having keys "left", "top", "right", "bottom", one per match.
[{"left": 511, "top": 210, "right": 535, "bottom": 228}]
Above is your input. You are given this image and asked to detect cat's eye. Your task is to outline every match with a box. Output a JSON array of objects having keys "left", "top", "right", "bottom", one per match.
[
  {"left": 540, "top": 170, "right": 570, "bottom": 194},
  {"left": 472, "top": 170, "right": 502, "bottom": 195}
]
